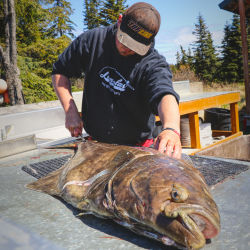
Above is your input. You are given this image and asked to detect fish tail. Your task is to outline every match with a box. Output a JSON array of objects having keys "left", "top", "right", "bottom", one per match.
[{"left": 26, "top": 169, "right": 61, "bottom": 196}]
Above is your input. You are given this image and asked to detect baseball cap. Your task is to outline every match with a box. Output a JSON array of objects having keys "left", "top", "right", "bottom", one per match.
[{"left": 117, "top": 2, "right": 161, "bottom": 56}]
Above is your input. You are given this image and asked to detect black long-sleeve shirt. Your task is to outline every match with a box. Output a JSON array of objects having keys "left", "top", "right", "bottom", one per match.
[{"left": 52, "top": 24, "right": 179, "bottom": 145}]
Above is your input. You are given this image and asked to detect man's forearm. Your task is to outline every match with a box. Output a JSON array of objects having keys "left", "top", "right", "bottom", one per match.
[
  {"left": 158, "top": 94, "right": 180, "bottom": 132},
  {"left": 52, "top": 74, "right": 75, "bottom": 113},
  {"left": 52, "top": 74, "right": 83, "bottom": 137}
]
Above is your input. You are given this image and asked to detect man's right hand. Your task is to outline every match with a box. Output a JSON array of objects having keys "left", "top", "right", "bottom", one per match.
[
  {"left": 52, "top": 74, "right": 83, "bottom": 138},
  {"left": 65, "top": 99, "right": 83, "bottom": 137}
]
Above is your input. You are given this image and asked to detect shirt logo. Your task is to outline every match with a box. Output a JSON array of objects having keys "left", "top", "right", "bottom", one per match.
[{"left": 99, "top": 66, "right": 134, "bottom": 95}]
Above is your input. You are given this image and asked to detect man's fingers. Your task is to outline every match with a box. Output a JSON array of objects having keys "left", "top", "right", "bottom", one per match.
[
  {"left": 72, "top": 127, "right": 82, "bottom": 137},
  {"left": 68, "top": 126, "right": 82, "bottom": 137},
  {"left": 172, "top": 144, "right": 182, "bottom": 159},
  {"left": 165, "top": 143, "right": 174, "bottom": 157},
  {"left": 156, "top": 138, "right": 167, "bottom": 153},
  {"left": 154, "top": 130, "right": 182, "bottom": 159}
]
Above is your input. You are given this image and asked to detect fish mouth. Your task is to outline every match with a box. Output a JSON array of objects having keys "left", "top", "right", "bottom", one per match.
[
  {"left": 169, "top": 205, "right": 220, "bottom": 248},
  {"left": 188, "top": 212, "right": 219, "bottom": 239}
]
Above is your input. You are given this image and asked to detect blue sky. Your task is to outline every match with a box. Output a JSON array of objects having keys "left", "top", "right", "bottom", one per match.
[{"left": 69, "top": 0, "right": 234, "bottom": 64}]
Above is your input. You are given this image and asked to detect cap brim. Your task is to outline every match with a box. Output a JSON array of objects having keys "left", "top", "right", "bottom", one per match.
[{"left": 117, "top": 26, "right": 151, "bottom": 56}]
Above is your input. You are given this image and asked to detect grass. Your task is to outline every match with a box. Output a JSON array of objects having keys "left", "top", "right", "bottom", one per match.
[{"left": 203, "top": 82, "right": 246, "bottom": 112}]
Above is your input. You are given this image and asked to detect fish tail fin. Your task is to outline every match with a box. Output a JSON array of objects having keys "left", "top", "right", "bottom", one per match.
[{"left": 26, "top": 169, "right": 61, "bottom": 196}]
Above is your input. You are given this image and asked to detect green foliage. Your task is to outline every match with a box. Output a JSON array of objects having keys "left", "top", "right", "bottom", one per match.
[
  {"left": 175, "top": 51, "right": 181, "bottom": 69},
  {"left": 176, "top": 14, "right": 250, "bottom": 84},
  {"left": 219, "top": 15, "right": 243, "bottom": 83},
  {"left": 0, "top": 0, "right": 77, "bottom": 103},
  {"left": 176, "top": 46, "right": 193, "bottom": 72},
  {"left": 45, "top": 0, "right": 75, "bottom": 38},
  {"left": 84, "top": 0, "right": 127, "bottom": 29},
  {"left": 84, "top": 0, "right": 103, "bottom": 30},
  {"left": 17, "top": 35, "right": 71, "bottom": 103},
  {"left": 15, "top": 0, "right": 47, "bottom": 45},
  {"left": 18, "top": 35, "right": 71, "bottom": 78},
  {"left": 18, "top": 56, "right": 57, "bottom": 103},
  {"left": 100, "top": 0, "right": 127, "bottom": 26},
  {"left": 15, "top": 0, "right": 75, "bottom": 44},
  {"left": 192, "top": 14, "right": 219, "bottom": 83}
]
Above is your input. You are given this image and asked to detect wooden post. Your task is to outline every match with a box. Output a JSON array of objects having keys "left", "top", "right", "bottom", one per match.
[
  {"left": 230, "top": 102, "right": 240, "bottom": 133},
  {"left": 188, "top": 112, "right": 201, "bottom": 149},
  {"left": 238, "top": 0, "right": 250, "bottom": 114}
]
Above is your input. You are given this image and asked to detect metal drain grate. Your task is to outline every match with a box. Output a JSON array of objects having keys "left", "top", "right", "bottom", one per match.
[
  {"left": 190, "top": 156, "right": 249, "bottom": 186},
  {"left": 22, "top": 155, "right": 72, "bottom": 179},
  {"left": 22, "top": 154, "right": 249, "bottom": 186}
]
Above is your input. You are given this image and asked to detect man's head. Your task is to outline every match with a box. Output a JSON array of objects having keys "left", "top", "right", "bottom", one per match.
[{"left": 116, "top": 2, "right": 161, "bottom": 56}]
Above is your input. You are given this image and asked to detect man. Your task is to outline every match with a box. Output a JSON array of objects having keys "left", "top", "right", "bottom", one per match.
[{"left": 52, "top": 2, "right": 182, "bottom": 159}]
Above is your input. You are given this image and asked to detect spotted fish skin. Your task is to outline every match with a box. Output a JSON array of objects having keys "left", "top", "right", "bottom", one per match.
[{"left": 27, "top": 141, "right": 220, "bottom": 249}]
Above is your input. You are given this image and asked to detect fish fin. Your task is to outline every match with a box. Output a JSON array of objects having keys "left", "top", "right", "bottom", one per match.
[
  {"left": 26, "top": 168, "right": 61, "bottom": 196},
  {"left": 75, "top": 212, "right": 88, "bottom": 217},
  {"left": 113, "top": 200, "right": 131, "bottom": 220}
]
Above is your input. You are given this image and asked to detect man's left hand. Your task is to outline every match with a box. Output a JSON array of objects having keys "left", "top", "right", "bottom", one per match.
[{"left": 154, "top": 129, "right": 182, "bottom": 159}]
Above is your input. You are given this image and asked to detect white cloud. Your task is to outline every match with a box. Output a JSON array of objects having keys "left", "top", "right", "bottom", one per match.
[
  {"left": 154, "top": 26, "right": 195, "bottom": 64},
  {"left": 155, "top": 25, "right": 225, "bottom": 64},
  {"left": 173, "top": 27, "right": 196, "bottom": 46}
]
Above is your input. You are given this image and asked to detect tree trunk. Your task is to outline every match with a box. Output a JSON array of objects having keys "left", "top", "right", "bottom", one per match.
[{"left": 0, "top": 0, "right": 24, "bottom": 105}]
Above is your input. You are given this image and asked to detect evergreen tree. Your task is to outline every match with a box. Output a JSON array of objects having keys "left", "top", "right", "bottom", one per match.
[
  {"left": 0, "top": 0, "right": 24, "bottom": 104},
  {"left": 180, "top": 45, "right": 188, "bottom": 65},
  {"left": 187, "top": 47, "right": 193, "bottom": 68},
  {"left": 220, "top": 15, "right": 243, "bottom": 83},
  {"left": 0, "top": 0, "right": 74, "bottom": 104},
  {"left": 46, "top": 0, "right": 75, "bottom": 38},
  {"left": 176, "top": 51, "right": 181, "bottom": 69},
  {"left": 176, "top": 46, "right": 194, "bottom": 70},
  {"left": 83, "top": 0, "right": 127, "bottom": 29},
  {"left": 100, "top": 0, "right": 127, "bottom": 26},
  {"left": 84, "top": 0, "right": 102, "bottom": 30},
  {"left": 192, "top": 14, "right": 219, "bottom": 83},
  {"left": 15, "top": 0, "right": 46, "bottom": 45}
]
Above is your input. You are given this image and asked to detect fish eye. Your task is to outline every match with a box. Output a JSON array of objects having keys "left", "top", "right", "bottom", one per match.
[
  {"left": 172, "top": 191, "right": 179, "bottom": 199},
  {"left": 171, "top": 185, "right": 188, "bottom": 202}
]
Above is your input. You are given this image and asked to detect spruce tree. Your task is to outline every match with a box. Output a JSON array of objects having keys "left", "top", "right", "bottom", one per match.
[
  {"left": 100, "top": 0, "right": 127, "bottom": 26},
  {"left": 15, "top": 0, "right": 46, "bottom": 44},
  {"left": 0, "top": 0, "right": 74, "bottom": 104},
  {"left": 187, "top": 47, "right": 193, "bottom": 68},
  {"left": 180, "top": 45, "right": 188, "bottom": 65},
  {"left": 220, "top": 14, "right": 243, "bottom": 83},
  {"left": 0, "top": 0, "right": 24, "bottom": 104},
  {"left": 84, "top": 0, "right": 102, "bottom": 30},
  {"left": 84, "top": 0, "right": 127, "bottom": 29},
  {"left": 45, "top": 0, "right": 75, "bottom": 38},
  {"left": 192, "top": 14, "right": 218, "bottom": 83},
  {"left": 176, "top": 51, "right": 181, "bottom": 69}
]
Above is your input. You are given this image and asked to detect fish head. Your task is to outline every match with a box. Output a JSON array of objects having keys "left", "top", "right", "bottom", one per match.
[{"left": 123, "top": 155, "right": 221, "bottom": 249}]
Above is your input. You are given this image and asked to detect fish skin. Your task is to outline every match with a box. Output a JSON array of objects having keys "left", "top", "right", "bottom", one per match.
[{"left": 26, "top": 141, "right": 220, "bottom": 249}]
